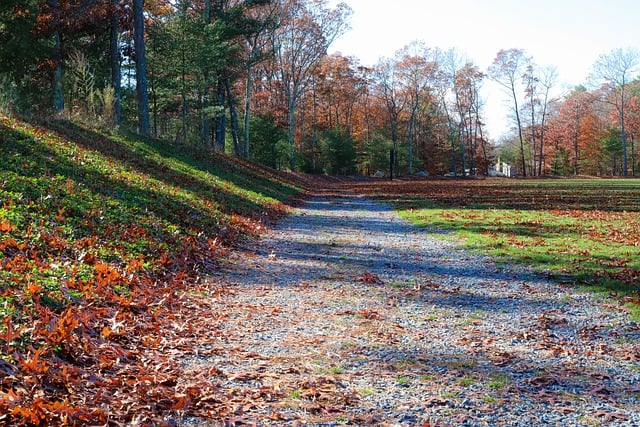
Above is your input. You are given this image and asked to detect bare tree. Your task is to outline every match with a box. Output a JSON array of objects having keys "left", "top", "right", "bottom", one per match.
[
  {"left": 454, "top": 62, "right": 484, "bottom": 176},
  {"left": 374, "top": 56, "right": 405, "bottom": 173},
  {"left": 536, "top": 66, "right": 557, "bottom": 175},
  {"left": 489, "top": 49, "right": 530, "bottom": 176},
  {"left": 395, "top": 41, "right": 438, "bottom": 175},
  {"left": 271, "top": 0, "right": 352, "bottom": 170},
  {"left": 522, "top": 63, "right": 556, "bottom": 176},
  {"left": 590, "top": 47, "right": 640, "bottom": 176},
  {"left": 242, "top": 2, "right": 279, "bottom": 158},
  {"left": 438, "top": 49, "right": 465, "bottom": 176}
]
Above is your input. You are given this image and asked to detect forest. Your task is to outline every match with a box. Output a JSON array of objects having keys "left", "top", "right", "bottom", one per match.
[{"left": 1, "top": 0, "right": 640, "bottom": 178}]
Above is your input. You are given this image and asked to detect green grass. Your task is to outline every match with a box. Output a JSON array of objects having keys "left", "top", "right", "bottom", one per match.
[
  {"left": 458, "top": 375, "right": 476, "bottom": 387},
  {"left": 0, "top": 115, "right": 306, "bottom": 423},
  {"left": 288, "top": 389, "right": 302, "bottom": 399},
  {"left": 0, "top": 115, "right": 306, "bottom": 425},
  {"left": 487, "top": 373, "right": 510, "bottom": 389},
  {"left": 358, "top": 387, "right": 375, "bottom": 397},
  {"left": 382, "top": 179, "right": 640, "bottom": 318},
  {"left": 0, "top": 114, "right": 303, "bottom": 357},
  {"left": 396, "top": 376, "right": 411, "bottom": 386}
]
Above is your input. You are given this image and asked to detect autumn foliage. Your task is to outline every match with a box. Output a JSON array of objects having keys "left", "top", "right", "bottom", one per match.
[{"left": 0, "top": 115, "right": 303, "bottom": 425}]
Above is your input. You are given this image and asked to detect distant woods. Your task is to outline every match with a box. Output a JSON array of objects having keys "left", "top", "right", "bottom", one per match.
[{"left": 0, "top": 1, "right": 638, "bottom": 176}]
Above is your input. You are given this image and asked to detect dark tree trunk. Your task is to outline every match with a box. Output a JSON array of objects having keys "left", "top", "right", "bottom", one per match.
[
  {"left": 110, "top": 1, "right": 121, "bottom": 124},
  {"left": 215, "top": 77, "right": 226, "bottom": 151},
  {"left": 224, "top": 78, "right": 243, "bottom": 156},
  {"left": 50, "top": 0, "right": 64, "bottom": 113},
  {"left": 133, "top": 0, "right": 150, "bottom": 135}
]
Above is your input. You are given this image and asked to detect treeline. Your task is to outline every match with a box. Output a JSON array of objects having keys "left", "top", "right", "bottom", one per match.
[
  {"left": 1, "top": 1, "right": 638, "bottom": 176},
  {"left": 492, "top": 48, "right": 640, "bottom": 177}
]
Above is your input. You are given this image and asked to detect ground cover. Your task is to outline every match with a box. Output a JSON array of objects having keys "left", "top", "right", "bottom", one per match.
[
  {"left": 181, "top": 192, "right": 640, "bottom": 426},
  {"left": 0, "top": 115, "right": 303, "bottom": 425},
  {"left": 351, "top": 178, "right": 640, "bottom": 318}
]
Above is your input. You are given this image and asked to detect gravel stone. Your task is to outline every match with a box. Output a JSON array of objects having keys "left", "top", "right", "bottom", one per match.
[{"left": 181, "top": 192, "right": 640, "bottom": 426}]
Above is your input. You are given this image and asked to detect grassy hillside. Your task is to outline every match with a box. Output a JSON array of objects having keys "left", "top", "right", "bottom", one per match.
[{"left": 0, "top": 115, "right": 304, "bottom": 425}]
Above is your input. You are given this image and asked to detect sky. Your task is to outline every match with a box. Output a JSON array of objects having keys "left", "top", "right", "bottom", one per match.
[{"left": 327, "top": 0, "right": 640, "bottom": 139}]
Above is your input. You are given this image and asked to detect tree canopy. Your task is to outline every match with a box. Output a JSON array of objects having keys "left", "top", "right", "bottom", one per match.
[{"left": 1, "top": 1, "right": 639, "bottom": 176}]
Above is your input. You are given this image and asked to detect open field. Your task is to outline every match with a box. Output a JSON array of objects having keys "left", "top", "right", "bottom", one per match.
[{"left": 351, "top": 178, "right": 640, "bottom": 317}]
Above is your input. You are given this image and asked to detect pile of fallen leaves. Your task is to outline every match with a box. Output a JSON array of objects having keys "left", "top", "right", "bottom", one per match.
[
  {"left": 0, "top": 116, "right": 302, "bottom": 425},
  {"left": 353, "top": 177, "right": 640, "bottom": 212}
]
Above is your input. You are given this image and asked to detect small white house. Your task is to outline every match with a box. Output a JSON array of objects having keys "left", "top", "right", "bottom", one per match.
[{"left": 490, "top": 157, "right": 512, "bottom": 177}]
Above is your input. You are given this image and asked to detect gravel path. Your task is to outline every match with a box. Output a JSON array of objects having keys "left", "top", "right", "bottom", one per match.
[{"left": 182, "top": 191, "right": 640, "bottom": 426}]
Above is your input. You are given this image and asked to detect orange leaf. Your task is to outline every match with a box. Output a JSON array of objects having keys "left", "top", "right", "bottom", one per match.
[
  {"left": 0, "top": 220, "right": 14, "bottom": 233},
  {"left": 0, "top": 318, "right": 22, "bottom": 344}
]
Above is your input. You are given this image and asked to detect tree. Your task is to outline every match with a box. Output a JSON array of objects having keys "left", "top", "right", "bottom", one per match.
[
  {"left": 374, "top": 57, "right": 405, "bottom": 173},
  {"left": 133, "top": 0, "right": 151, "bottom": 135},
  {"left": 453, "top": 62, "right": 484, "bottom": 175},
  {"left": 304, "top": 54, "right": 370, "bottom": 171},
  {"left": 522, "top": 63, "right": 557, "bottom": 176},
  {"left": 437, "top": 49, "right": 461, "bottom": 175},
  {"left": 249, "top": 112, "right": 288, "bottom": 168},
  {"left": 270, "top": 0, "right": 351, "bottom": 170},
  {"left": 546, "top": 87, "right": 599, "bottom": 175},
  {"left": 535, "top": 66, "right": 557, "bottom": 175},
  {"left": 590, "top": 47, "right": 640, "bottom": 176},
  {"left": 109, "top": 0, "right": 122, "bottom": 124},
  {"left": 216, "top": 0, "right": 275, "bottom": 156},
  {"left": 242, "top": 0, "right": 279, "bottom": 157},
  {"left": 319, "top": 127, "right": 356, "bottom": 174},
  {"left": 395, "top": 42, "right": 438, "bottom": 175},
  {"left": 626, "top": 82, "right": 640, "bottom": 175},
  {"left": 49, "top": 0, "right": 64, "bottom": 113},
  {"left": 489, "top": 49, "right": 530, "bottom": 176},
  {"left": 0, "top": 0, "right": 51, "bottom": 111}
]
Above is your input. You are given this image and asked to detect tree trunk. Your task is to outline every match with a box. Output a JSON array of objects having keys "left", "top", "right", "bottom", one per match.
[
  {"left": 133, "top": 0, "right": 150, "bottom": 135},
  {"left": 288, "top": 98, "right": 296, "bottom": 170},
  {"left": 573, "top": 104, "right": 580, "bottom": 176},
  {"left": 202, "top": 0, "right": 212, "bottom": 146},
  {"left": 215, "top": 77, "right": 226, "bottom": 151},
  {"left": 620, "top": 108, "right": 628, "bottom": 176},
  {"left": 243, "top": 68, "right": 252, "bottom": 158},
  {"left": 202, "top": 75, "right": 211, "bottom": 146},
  {"left": 511, "top": 85, "right": 526, "bottom": 177},
  {"left": 478, "top": 121, "right": 489, "bottom": 176},
  {"left": 151, "top": 76, "right": 157, "bottom": 136},
  {"left": 408, "top": 107, "right": 416, "bottom": 175},
  {"left": 631, "top": 134, "right": 636, "bottom": 176},
  {"left": 110, "top": 2, "right": 121, "bottom": 125},
  {"left": 225, "top": 78, "right": 243, "bottom": 156},
  {"left": 459, "top": 121, "right": 466, "bottom": 176},
  {"left": 52, "top": 31, "right": 64, "bottom": 114},
  {"left": 49, "top": 0, "right": 64, "bottom": 114},
  {"left": 529, "top": 101, "right": 536, "bottom": 176},
  {"left": 181, "top": 58, "right": 187, "bottom": 144},
  {"left": 538, "top": 94, "right": 549, "bottom": 176}
]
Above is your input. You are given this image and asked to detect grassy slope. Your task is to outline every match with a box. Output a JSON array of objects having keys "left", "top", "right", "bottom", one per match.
[{"left": 0, "top": 115, "right": 304, "bottom": 424}]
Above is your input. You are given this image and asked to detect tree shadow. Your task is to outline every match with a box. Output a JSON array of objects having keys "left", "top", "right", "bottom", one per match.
[{"left": 41, "top": 120, "right": 301, "bottom": 218}]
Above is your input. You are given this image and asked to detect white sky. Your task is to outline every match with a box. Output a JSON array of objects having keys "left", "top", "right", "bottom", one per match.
[{"left": 327, "top": 0, "right": 640, "bottom": 139}]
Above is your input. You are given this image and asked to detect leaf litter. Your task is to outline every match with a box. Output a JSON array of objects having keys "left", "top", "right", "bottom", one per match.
[{"left": 180, "top": 191, "right": 640, "bottom": 426}]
